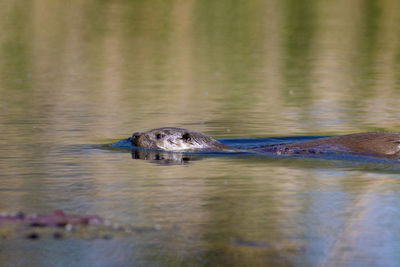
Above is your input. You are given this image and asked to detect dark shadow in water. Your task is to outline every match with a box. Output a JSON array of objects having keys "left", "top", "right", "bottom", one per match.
[
  {"left": 129, "top": 148, "right": 249, "bottom": 166},
  {"left": 131, "top": 149, "right": 202, "bottom": 165}
]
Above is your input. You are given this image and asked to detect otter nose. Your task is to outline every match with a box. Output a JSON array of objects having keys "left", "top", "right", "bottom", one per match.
[{"left": 131, "top": 132, "right": 141, "bottom": 144}]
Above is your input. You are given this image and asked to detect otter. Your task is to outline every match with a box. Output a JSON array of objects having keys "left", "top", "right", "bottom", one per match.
[
  {"left": 131, "top": 127, "right": 234, "bottom": 151},
  {"left": 130, "top": 127, "right": 400, "bottom": 157}
]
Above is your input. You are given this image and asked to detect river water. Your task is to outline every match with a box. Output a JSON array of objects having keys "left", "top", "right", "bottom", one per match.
[{"left": 1, "top": 1, "right": 400, "bottom": 266}]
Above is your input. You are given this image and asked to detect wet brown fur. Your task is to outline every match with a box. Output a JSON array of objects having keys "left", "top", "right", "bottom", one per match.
[
  {"left": 132, "top": 128, "right": 400, "bottom": 156},
  {"left": 131, "top": 127, "right": 232, "bottom": 151}
]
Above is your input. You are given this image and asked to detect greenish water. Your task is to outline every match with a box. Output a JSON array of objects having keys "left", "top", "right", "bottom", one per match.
[{"left": 1, "top": 1, "right": 400, "bottom": 266}]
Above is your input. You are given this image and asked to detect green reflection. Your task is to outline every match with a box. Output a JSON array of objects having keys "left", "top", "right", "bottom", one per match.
[
  {"left": 0, "top": 0, "right": 400, "bottom": 266},
  {"left": 282, "top": 0, "right": 316, "bottom": 104},
  {"left": 0, "top": 1, "right": 33, "bottom": 91}
]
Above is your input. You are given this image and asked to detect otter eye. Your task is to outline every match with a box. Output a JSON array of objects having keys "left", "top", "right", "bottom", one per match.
[
  {"left": 156, "top": 134, "right": 163, "bottom": 139},
  {"left": 182, "top": 133, "right": 191, "bottom": 141}
]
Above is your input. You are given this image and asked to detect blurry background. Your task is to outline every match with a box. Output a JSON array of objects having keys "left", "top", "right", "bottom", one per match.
[
  {"left": 1, "top": 0, "right": 399, "bottom": 142},
  {"left": 1, "top": 1, "right": 400, "bottom": 266}
]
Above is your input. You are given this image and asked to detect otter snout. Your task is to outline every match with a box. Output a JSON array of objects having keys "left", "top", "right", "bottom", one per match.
[{"left": 131, "top": 132, "right": 141, "bottom": 146}]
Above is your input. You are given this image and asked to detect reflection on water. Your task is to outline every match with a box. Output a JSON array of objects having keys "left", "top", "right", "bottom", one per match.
[
  {"left": 1, "top": 0, "right": 400, "bottom": 266},
  {"left": 131, "top": 149, "right": 201, "bottom": 165}
]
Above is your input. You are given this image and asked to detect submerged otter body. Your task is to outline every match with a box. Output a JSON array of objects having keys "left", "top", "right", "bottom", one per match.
[
  {"left": 131, "top": 127, "right": 400, "bottom": 157},
  {"left": 254, "top": 132, "right": 400, "bottom": 156}
]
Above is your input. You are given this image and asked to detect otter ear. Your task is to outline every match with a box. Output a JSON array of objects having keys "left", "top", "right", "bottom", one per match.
[{"left": 182, "top": 133, "right": 192, "bottom": 141}]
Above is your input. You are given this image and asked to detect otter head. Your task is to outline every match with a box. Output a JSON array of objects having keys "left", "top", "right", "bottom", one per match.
[{"left": 131, "top": 127, "right": 232, "bottom": 151}]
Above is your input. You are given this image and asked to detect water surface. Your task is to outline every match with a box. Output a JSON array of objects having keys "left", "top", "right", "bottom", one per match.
[{"left": 1, "top": 0, "right": 400, "bottom": 266}]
